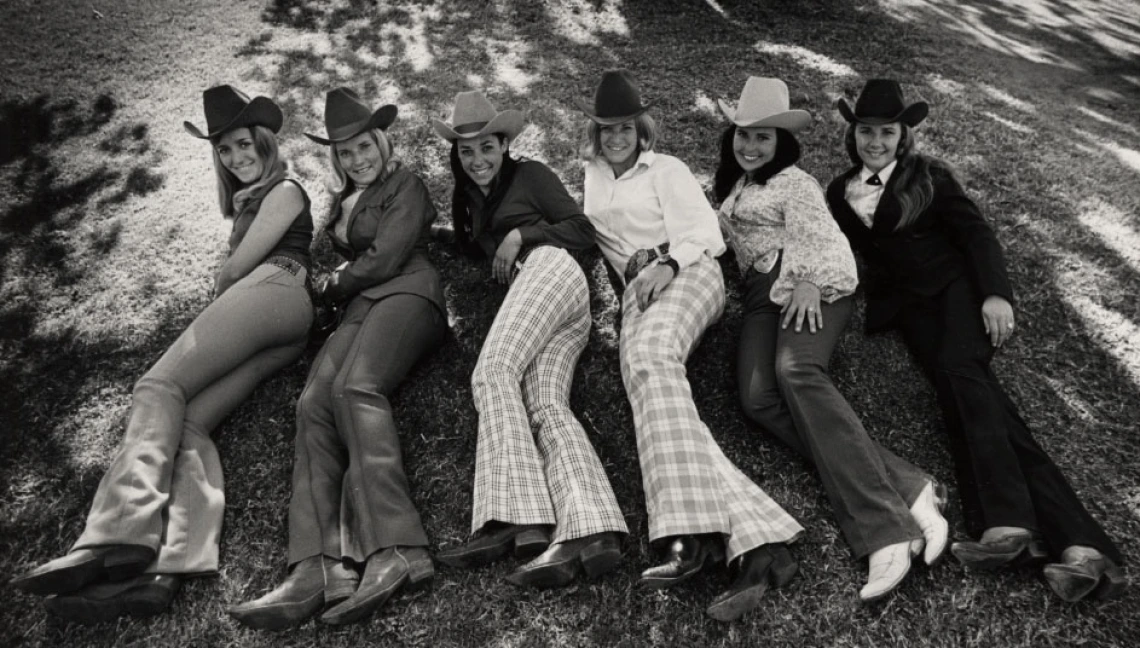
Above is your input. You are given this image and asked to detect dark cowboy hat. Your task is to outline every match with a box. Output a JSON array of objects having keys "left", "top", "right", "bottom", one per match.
[
  {"left": 837, "top": 79, "right": 928, "bottom": 126},
  {"left": 576, "top": 69, "right": 651, "bottom": 125},
  {"left": 431, "top": 91, "right": 526, "bottom": 142},
  {"left": 183, "top": 85, "right": 283, "bottom": 139},
  {"left": 304, "top": 87, "right": 398, "bottom": 145}
]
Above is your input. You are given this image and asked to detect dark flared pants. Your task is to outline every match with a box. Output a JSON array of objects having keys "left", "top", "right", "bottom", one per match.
[
  {"left": 737, "top": 263, "right": 927, "bottom": 558},
  {"left": 896, "top": 275, "right": 1120, "bottom": 562},
  {"left": 286, "top": 293, "right": 446, "bottom": 565}
]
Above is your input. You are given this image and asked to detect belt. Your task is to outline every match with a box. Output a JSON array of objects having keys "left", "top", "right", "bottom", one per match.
[
  {"left": 623, "top": 242, "right": 670, "bottom": 284},
  {"left": 262, "top": 255, "right": 315, "bottom": 303}
]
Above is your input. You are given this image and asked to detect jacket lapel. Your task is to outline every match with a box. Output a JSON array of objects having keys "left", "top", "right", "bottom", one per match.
[
  {"left": 831, "top": 167, "right": 871, "bottom": 232},
  {"left": 870, "top": 170, "right": 903, "bottom": 234}
]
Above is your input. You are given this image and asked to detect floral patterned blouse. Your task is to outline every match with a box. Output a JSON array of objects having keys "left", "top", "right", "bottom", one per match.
[{"left": 718, "top": 165, "right": 858, "bottom": 305}]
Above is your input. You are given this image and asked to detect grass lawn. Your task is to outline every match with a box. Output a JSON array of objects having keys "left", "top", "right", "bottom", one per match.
[{"left": 2, "top": 0, "right": 1139, "bottom": 645}]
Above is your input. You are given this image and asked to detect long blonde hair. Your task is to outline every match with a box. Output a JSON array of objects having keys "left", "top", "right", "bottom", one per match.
[
  {"left": 210, "top": 124, "right": 287, "bottom": 218},
  {"left": 329, "top": 128, "right": 395, "bottom": 196},
  {"left": 844, "top": 122, "right": 938, "bottom": 231}
]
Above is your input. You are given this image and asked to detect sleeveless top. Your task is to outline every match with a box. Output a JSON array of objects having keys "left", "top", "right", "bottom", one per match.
[{"left": 227, "top": 178, "right": 314, "bottom": 269}]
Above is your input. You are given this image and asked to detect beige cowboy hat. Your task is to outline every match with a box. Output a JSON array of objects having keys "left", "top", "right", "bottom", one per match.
[
  {"left": 431, "top": 91, "right": 525, "bottom": 142},
  {"left": 717, "top": 77, "right": 811, "bottom": 133}
]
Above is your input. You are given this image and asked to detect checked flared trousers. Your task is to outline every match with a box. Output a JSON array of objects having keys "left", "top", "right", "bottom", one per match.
[
  {"left": 619, "top": 255, "right": 802, "bottom": 562},
  {"left": 470, "top": 246, "right": 627, "bottom": 543}
]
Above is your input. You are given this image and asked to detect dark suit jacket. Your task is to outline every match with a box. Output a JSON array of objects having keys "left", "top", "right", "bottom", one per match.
[
  {"left": 327, "top": 163, "right": 447, "bottom": 317},
  {"left": 825, "top": 163, "right": 1013, "bottom": 332}
]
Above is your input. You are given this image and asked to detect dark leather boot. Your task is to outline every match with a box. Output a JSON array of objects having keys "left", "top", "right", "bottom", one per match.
[
  {"left": 228, "top": 556, "right": 352, "bottom": 631},
  {"left": 506, "top": 532, "right": 622, "bottom": 589},
  {"left": 12, "top": 545, "right": 155, "bottom": 596},
  {"left": 639, "top": 534, "right": 724, "bottom": 589},
  {"left": 44, "top": 574, "right": 180, "bottom": 624},
  {"left": 436, "top": 522, "right": 551, "bottom": 569},
  {"left": 707, "top": 543, "right": 798, "bottom": 622},
  {"left": 319, "top": 547, "right": 433, "bottom": 625}
]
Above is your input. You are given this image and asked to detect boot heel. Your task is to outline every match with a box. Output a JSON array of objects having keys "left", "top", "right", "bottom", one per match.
[
  {"left": 404, "top": 558, "right": 435, "bottom": 593},
  {"left": 581, "top": 537, "right": 622, "bottom": 580},
  {"left": 768, "top": 546, "right": 798, "bottom": 589},
  {"left": 103, "top": 546, "right": 156, "bottom": 582},
  {"left": 513, "top": 529, "right": 550, "bottom": 561}
]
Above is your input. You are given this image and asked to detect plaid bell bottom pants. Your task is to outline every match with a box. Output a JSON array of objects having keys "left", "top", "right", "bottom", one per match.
[
  {"left": 470, "top": 246, "right": 627, "bottom": 543},
  {"left": 620, "top": 256, "right": 803, "bottom": 562}
]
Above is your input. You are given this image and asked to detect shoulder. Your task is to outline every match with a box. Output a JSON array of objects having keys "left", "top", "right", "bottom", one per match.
[
  {"left": 825, "top": 168, "right": 857, "bottom": 198},
  {"left": 263, "top": 179, "right": 306, "bottom": 210},
  {"left": 384, "top": 163, "right": 428, "bottom": 192},
  {"left": 516, "top": 159, "right": 569, "bottom": 189},
  {"left": 649, "top": 152, "right": 690, "bottom": 173}
]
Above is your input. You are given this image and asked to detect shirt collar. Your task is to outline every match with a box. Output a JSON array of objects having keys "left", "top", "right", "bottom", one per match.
[
  {"left": 600, "top": 149, "right": 656, "bottom": 179},
  {"left": 860, "top": 160, "right": 897, "bottom": 185}
]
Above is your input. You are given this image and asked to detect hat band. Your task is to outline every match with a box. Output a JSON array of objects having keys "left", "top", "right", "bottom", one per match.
[
  {"left": 454, "top": 120, "right": 490, "bottom": 135},
  {"left": 327, "top": 117, "right": 372, "bottom": 141}
]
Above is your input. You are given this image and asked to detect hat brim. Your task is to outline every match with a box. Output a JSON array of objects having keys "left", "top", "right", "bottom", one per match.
[
  {"left": 184, "top": 96, "right": 283, "bottom": 140},
  {"left": 304, "top": 105, "right": 398, "bottom": 146},
  {"left": 837, "top": 98, "right": 928, "bottom": 127},
  {"left": 431, "top": 109, "right": 526, "bottom": 143},
  {"left": 574, "top": 97, "right": 649, "bottom": 125},
  {"left": 717, "top": 98, "right": 811, "bottom": 133}
]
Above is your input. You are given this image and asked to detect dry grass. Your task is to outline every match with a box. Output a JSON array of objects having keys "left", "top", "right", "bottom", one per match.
[{"left": 2, "top": 0, "right": 1139, "bottom": 646}]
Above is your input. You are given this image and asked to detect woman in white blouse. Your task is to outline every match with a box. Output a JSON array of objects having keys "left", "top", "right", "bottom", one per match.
[
  {"left": 714, "top": 77, "right": 948, "bottom": 603},
  {"left": 577, "top": 69, "right": 802, "bottom": 622}
]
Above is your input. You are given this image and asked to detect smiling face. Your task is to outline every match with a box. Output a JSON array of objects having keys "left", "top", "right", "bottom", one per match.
[
  {"left": 854, "top": 122, "right": 902, "bottom": 173},
  {"left": 598, "top": 120, "right": 638, "bottom": 169},
  {"left": 457, "top": 134, "right": 506, "bottom": 190},
  {"left": 215, "top": 127, "right": 264, "bottom": 185},
  {"left": 733, "top": 126, "right": 778, "bottom": 172},
  {"left": 335, "top": 131, "right": 385, "bottom": 187}
]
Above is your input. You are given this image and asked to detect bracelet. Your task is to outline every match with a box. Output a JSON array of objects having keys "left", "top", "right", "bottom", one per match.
[{"left": 661, "top": 258, "right": 680, "bottom": 276}]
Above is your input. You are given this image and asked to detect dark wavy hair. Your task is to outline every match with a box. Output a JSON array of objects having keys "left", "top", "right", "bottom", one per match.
[
  {"left": 448, "top": 133, "right": 511, "bottom": 254},
  {"left": 844, "top": 122, "right": 943, "bottom": 231},
  {"left": 713, "top": 125, "right": 801, "bottom": 203}
]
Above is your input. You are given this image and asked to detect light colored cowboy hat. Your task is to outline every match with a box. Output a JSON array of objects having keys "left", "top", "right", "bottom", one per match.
[
  {"left": 304, "top": 87, "right": 397, "bottom": 145},
  {"left": 837, "top": 79, "right": 928, "bottom": 126},
  {"left": 576, "top": 69, "right": 650, "bottom": 125},
  {"left": 431, "top": 91, "right": 525, "bottom": 142},
  {"left": 184, "top": 85, "right": 283, "bottom": 139},
  {"left": 717, "top": 77, "right": 811, "bottom": 132}
]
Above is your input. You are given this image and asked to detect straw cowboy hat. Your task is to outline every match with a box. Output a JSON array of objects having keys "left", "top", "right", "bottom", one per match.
[
  {"left": 576, "top": 69, "right": 650, "bottom": 125},
  {"left": 838, "top": 79, "right": 928, "bottom": 126},
  {"left": 717, "top": 77, "right": 811, "bottom": 132},
  {"left": 184, "top": 85, "right": 283, "bottom": 139},
  {"left": 431, "top": 91, "right": 525, "bottom": 142},
  {"left": 304, "top": 87, "right": 397, "bottom": 145}
]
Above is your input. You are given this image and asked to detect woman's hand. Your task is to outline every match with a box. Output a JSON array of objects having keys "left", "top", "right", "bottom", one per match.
[
  {"left": 493, "top": 229, "right": 523, "bottom": 284},
  {"left": 318, "top": 271, "right": 342, "bottom": 308},
  {"left": 781, "top": 281, "right": 823, "bottom": 333},
  {"left": 633, "top": 263, "right": 676, "bottom": 311},
  {"left": 982, "top": 295, "right": 1015, "bottom": 347}
]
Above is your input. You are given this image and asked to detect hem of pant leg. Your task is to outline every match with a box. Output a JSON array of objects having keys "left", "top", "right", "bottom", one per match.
[
  {"left": 853, "top": 528, "right": 924, "bottom": 561},
  {"left": 551, "top": 521, "right": 630, "bottom": 544}
]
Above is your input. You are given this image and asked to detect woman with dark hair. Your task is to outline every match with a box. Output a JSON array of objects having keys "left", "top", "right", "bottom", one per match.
[
  {"left": 826, "top": 78, "right": 1125, "bottom": 603},
  {"left": 577, "top": 69, "right": 802, "bottom": 622},
  {"left": 228, "top": 88, "right": 447, "bottom": 630},
  {"left": 715, "top": 76, "right": 948, "bottom": 604},
  {"left": 12, "top": 85, "right": 314, "bottom": 622},
  {"left": 430, "top": 90, "right": 627, "bottom": 590}
]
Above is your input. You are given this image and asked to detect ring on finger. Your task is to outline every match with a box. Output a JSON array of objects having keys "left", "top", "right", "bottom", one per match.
[{"left": 1007, "top": 323, "right": 1014, "bottom": 330}]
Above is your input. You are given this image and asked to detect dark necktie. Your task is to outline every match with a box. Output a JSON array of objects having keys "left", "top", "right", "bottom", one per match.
[{"left": 866, "top": 174, "right": 882, "bottom": 186}]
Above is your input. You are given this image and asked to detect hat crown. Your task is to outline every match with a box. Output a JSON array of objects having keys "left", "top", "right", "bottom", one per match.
[
  {"left": 450, "top": 91, "right": 500, "bottom": 133},
  {"left": 203, "top": 85, "right": 253, "bottom": 133},
  {"left": 852, "top": 79, "right": 908, "bottom": 120},
  {"left": 324, "top": 87, "right": 371, "bottom": 128},
  {"left": 732, "top": 77, "right": 792, "bottom": 124},
  {"left": 591, "top": 69, "right": 644, "bottom": 120}
]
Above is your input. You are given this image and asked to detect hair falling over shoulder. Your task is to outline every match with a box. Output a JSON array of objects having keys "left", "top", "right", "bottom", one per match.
[
  {"left": 210, "top": 124, "right": 287, "bottom": 218},
  {"left": 713, "top": 125, "right": 801, "bottom": 203},
  {"left": 844, "top": 122, "right": 944, "bottom": 231}
]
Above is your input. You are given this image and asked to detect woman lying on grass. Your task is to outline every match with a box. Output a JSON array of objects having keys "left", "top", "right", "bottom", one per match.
[
  {"left": 431, "top": 90, "right": 628, "bottom": 589},
  {"left": 229, "top": 88, "right": 448, "bottom": 630},
  {"left": 12, "top": 85, "right": 315, "bottom": 622},
  {"left": 713, "top": 76, "right": 948, "bottom": 604},
  {"left": 577, "top": 69, "right": 801, "bottom": 622},
  {"left": 825, "top": 78, "right": 1125, "bottom": 603}
]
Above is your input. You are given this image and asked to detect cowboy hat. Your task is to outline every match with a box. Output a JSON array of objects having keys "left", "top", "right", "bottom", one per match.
[
  {"left": 304, "top": 87, "right": 397, "bottom": 145},
  {"left": 184, "top": 85, "right": 283, "bottom": 139},
  {"left": 431, "top": 91, "right": 525, "bottom": 142},
  {"left": 838, "top": 79, "right": 928, "bottom": 126},
  {"left": 717, "top": 77, "right": 811, "bottom": 132},
  {"left": 576, "top": 69, "right": 651, "bottom": 125}
]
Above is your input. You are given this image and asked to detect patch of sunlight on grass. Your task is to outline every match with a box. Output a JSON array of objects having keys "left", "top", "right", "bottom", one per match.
[
  {"left": 977, "top": 82, "right": 1036, "bottom": 113},
  {"left": 380, "top": 4, "right": 439, "bottom": 72},
  {"left": 753, "top": 42, "right": 857, "bottom": 79},
  {"left": 1075, "top": 106, "right": 1140, "bottom": 137},
  {"left": 545, "top": 0, "right": 629, "bottom": 45},
  {"left": 1125, "top": 490, "right": 1140, "bottom": 523},
  {"left": 702, "top": 0, "right": 744, "bottom": 27},
  {"left": 982, "top": 111, "right": 1034, "bottom": 134},
  {"left": 513, "top": 123, "right": 551, "bottom": 165},
  {"left": 1041, "top": 375, "right": 1099, "bottom": 423},
  {"left": 925, "top": 74, "right": 966, "bottom": 97},
  {"left": 692, "top": 91, "right": 719, "bottom": 118},
  {"left": 884, "top": 0, "right": 1084, "bottom": 71},
  {"left": 1076, "top": 128, "right": 1140, "bottom": 175},
  {"left": 478, "top": 36, "right": 536, "bottom": 94},
  {"left": 1076, "top": 197, "right": 1140, "bottom": 275}
]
